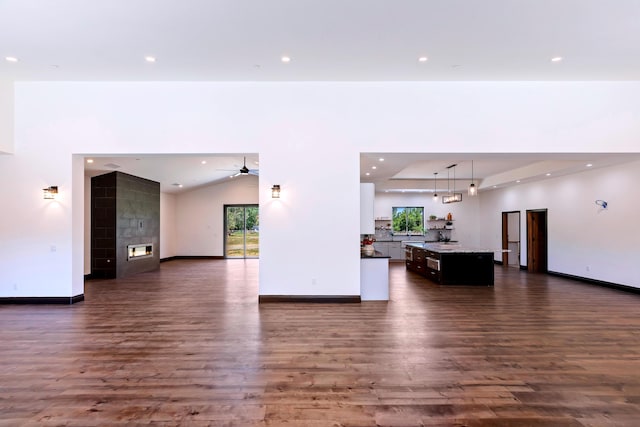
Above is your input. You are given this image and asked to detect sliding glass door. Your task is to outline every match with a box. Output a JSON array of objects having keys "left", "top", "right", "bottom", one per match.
[{"left": 224, "top": 205, "right": 259, "bottom": 258}]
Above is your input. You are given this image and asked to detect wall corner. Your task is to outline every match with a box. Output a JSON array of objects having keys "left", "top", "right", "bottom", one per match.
[{"left": 0, "top": 81, "right": 14, "bottom": 154}]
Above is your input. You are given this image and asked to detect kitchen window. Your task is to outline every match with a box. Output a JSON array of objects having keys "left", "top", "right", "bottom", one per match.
[{"left": 392, "top": 207, "right": 424, "bottom": 234}]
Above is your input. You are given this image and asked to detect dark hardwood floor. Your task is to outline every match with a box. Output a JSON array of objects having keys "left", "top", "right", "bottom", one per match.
[{"left": 2, "top": 260, "right": 640, "bottom": 426}]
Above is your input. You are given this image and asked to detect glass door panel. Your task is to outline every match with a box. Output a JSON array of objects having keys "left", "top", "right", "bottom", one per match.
[
  {"left": 245, "top": 206, "right": 259, "bottom": 257},
  {"left": 224, "top": 205, "right": 259, "bottom": 258}
]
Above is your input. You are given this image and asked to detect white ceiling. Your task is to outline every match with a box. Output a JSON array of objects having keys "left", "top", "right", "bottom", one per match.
[
  {"left": 5, "top": 1, "right": 640, "bottom": 191},
  {"left": 83, "top": 152, "right": 640, "bottom": 194},
  {"left": 85, "top": 154, "right": 259, "bottom": 193},
  {"left": 2, "top": 0, "right": 640, "bottom": 82},
  {"left": 360, "top": 153, "right": 640, "bottom": 193}
]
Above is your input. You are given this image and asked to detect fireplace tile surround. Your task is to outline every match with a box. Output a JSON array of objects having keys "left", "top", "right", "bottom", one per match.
[{"left": 91, "top": 171, "right": 160, "bottom": 279}]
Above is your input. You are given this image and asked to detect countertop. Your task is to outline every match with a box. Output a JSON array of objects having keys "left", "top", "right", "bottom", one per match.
[
  {"left": 405, "top": 242, "right": 508, "bottom": 254},
  {"left": 361, "top": 250, "right": 391, "bottom": 259},
  {"left": 374, "top": 239, "right": 452, "bottom": 243}
]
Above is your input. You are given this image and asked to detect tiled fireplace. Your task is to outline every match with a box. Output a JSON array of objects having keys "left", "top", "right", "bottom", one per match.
[{"left": 91, "top": 171, "right": 160, "bottom": 279}]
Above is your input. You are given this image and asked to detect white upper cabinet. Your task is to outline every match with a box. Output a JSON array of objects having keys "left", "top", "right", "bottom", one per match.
[{"left": 360, "top": 183, "right": 375, "bottom": 234}]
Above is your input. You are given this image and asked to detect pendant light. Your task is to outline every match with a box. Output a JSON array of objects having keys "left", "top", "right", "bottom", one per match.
[
  {"left": 453, "top": 165, "right": 456, "bottom": 194},
  {"left": 432, "top": 172, "right": 438, "bottom": 201},
  {"left": 447, "top": 167, "right": 450, "bottom": 193},
  {"left": 442, "top": 163, "right": 462, "bottom": 203},
  {"left": 468, "top": 160, "right": 477, "bottom": 196}
]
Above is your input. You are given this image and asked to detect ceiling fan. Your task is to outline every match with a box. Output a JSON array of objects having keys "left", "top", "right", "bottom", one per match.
[{"left": 219, "top": 156, "right": 259, "bottom": 177}]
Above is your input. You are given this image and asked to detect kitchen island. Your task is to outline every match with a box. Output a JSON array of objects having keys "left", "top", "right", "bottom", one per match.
[{"left": 405, "top": 243, "right": 495, "bottom": 286}]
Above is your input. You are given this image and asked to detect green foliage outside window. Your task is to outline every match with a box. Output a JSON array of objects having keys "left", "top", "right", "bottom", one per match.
[
  {"left": 392, "top": 207, "right": 424, "bottom": 234},
  {"left": 227, "top": 206, "right": 259, "bottom": 231}
]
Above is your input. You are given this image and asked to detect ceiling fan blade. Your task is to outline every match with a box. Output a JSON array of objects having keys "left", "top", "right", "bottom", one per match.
[{"left": 218, "top": 156, "right": 258, "bottom": 177}]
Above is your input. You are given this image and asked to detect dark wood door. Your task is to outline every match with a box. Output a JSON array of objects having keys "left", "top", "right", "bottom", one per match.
[{"left": 527, "top": 210, "right": 547, "bottom": 273}]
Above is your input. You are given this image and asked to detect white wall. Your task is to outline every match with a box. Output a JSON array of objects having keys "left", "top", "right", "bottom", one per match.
[
  {"left": 160, "top": 192, "right": 177, "bottom": 259},
  {"left": 0, "top": 136, "right": 74, "bottom": 297},
  {"left": 174, "top": 176, "right": 258, "bottom": 256},
  {"left": 2, "top": 81, "right": 640, "bottom": 298},
  {"left": 374, "top": 192, "right": 481, "bottom": 246},
  {"left": 478, "top": 160, "right": 640, "bottom": 288}
]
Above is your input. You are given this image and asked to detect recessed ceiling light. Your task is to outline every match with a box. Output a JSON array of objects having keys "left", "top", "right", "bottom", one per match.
[
  {"left": 371, "top": 166, "right": 377, "bottom": 169},
  {"left": 551, "top": 56, "right": 563, "bottom": 62},
  {"left": 145, "top": 56, "right": 156, "bottom": 63},
  {"left": 493, "top": 185, "right": 497, "bottom": 188},
  {"left": 5, "top": 56, "right": 18, "bottom": 62},
  {"left": 546, "top": 173, "right": 551, "bottom": 176},
  {"left": 86, "top": 159, "right": 94, "bottom": 164},
  {"left": 418, "top": 56, "right": 428, "bottom": 63},
  {"left": 586, "top": 163, "right": 593, "bottom": 167},
  {"left": 379, "top": 158, "right": 385, "bottom": 162},
  {"left": 201, "top": 160, "right": 207, "bottom": 164},
  {"left": 516, "top": 180, "right": 521, "bottom": 183},
  {"left": 281, "top": 56, "right": 291, "bottom": 63},
  {"left": 365, "top": 172, "right": 370, "bottom": 176}
]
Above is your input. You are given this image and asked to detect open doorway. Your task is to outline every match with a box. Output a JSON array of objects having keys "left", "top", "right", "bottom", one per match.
[
  {"left": 224, "top": 204, "right": 259, "bottom": 258},
  {"left": 83, "top": 154, "right": 260, "bottom": 277},
  {"left": 526, "top": 209, "right": 548, "bottom": 273},
  {"left": 501, "top": 211, "right": 521, "bottom": 268}
]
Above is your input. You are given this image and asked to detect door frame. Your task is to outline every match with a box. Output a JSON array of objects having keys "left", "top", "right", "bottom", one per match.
[
  {"left": 526, "top": 209, "right": 548, "bottom": 273},
  {"left": 501, "top": 211, "right": 521, "bottom": 268}
]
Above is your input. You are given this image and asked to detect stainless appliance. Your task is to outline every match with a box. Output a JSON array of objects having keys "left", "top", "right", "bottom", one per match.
[{"left": 426, "top": 257, "right": 440, "bottom": 271}]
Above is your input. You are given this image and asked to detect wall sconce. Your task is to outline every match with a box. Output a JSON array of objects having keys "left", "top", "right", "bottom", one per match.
[
  {"left": 271, "top": 184, "right": 281, "bottom": 198},
  {"left": 43, "top": 186, "right": 58, "bottom": 199}
]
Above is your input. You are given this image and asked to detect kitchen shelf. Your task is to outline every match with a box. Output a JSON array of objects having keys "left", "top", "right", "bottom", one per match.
[{"left": 426, "top": 218, "right": 454, "bottom": 231}]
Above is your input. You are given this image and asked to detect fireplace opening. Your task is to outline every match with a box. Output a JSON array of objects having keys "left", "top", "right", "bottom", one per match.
[{"left": 128, "top": 243, "right": 153, "bottom": 260}]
